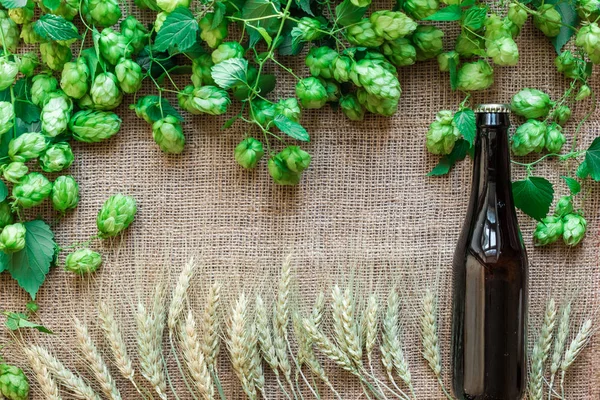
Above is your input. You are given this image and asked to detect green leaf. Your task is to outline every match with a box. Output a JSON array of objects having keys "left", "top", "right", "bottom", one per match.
[
  {"left": 222, "top": 115, "right": 239, "bottom": 130},
  {"left": 136, "top": 46, "right": 176, "bottom": 78},
  {"left": 584, "top": 137, "right": 600, "bottom": 181},
  {"left": 34, "top": 14, "right": 81, "bottom": 42},
  {"left": 233, "top": 74, "right": 275, "bottom": 100},
  {"left": 211, "top": 58, "right": 248, "bottom": 90},
  {"left": 561, "top": 176, "right": 581, "bottom": 195},
  {"left": 448, "top": 57, "right": 458, "bottom": 91},
  {"left": 4, "top": 312, "right": 53, "bottom": 333},
  {"left": 576, "top": 160, "right": 590, "bottom": 179},
  {"left": 42, "top": 0, "right": 60, "bottom": 9},
  {"left": 154, "top": 7, "right": 199, "bottom": 52},
  {"left": 14, "top": 100, "right": 40, "bottom": 124},
  {"left": 274, "top": 115, "right": 310, "bottom": 142},
  {"left": 277, "top": 31, "right": 305, "bottom": 55},
  {"left": 81, "top": 47, "right": 101, "bottom": 79},
  {"left": 3, "top": 220, "right": 57, "bottom": 299},
  {"left": 242, "top": 0, "right": 280, "bottom": 46},
  {"left": 424, "top": 5, "right": 462, "bottom": 21},
  {"left": 0, "top": 0, "right": 27, "bottom": 8},
  {"left": 144, "top": 97, "right": 183, "bottom": 123},
  {"left": 550, "top": 1, "right": 579, "bottom": 54},
  {"left": 453, "top": 108, "right": 476, "bottom": 146},
  {"left": 461, "top": 6, "right": 488, "bottom": 30},
  {"left": 212, "top": 2, "right": 227, "bottom": 29},
  {"left": 460, "top": 0, "right": 476, "bottom": 6},
  {"left": 295, "top": 0, "right": 314, "bottom": 15},
  {"left": 427, "top": 139, "right": 470, "bottom": 176},
  {"left": 335, "top": 0, "right": 367, "bottom": 26},
  {"left": 512, "top": 176, "right": 554, "bottom": 221},
  {"left": 0, "top": 181, "right": 7, "bottom": 202}
]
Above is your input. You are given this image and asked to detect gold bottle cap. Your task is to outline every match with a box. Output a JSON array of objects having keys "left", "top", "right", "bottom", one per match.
[{"left": 474, "top": 104, "right": 511, "bottom": 114}]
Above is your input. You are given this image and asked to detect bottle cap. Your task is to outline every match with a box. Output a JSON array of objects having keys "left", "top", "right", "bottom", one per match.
[{"left": 474, "top": 104, "right": 511, "bottom": 114}]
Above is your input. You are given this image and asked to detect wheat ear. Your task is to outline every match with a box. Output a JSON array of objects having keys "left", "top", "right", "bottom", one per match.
[
  {"left": 363, "top": 294, "right": 379, "bottom": 362},
  {"left": 302, "top": 317, "right": 356, "bottom": 373},
  {"left": 528, "top": 298, "right": 556, "bottom": 400},
  {"left": 98, "top": 301, "right": 136, "bottom": 384},
  {"left": 23, "top": 347, "right": 62, "bottom": 400},
  {"left": 180, "top": 311, "right": 215, "bottom": 400},
  {"left": 168, "top": 257, "right": 196, "bottom": 331},
  {"left": 201, "top": 282, "right": 221, "bottom": 369},
  {"left": 227, "top": 293, "right": 258, "bottom": 400},
  {"left": 311, "top": 291, "right": 325, "bottom": 329},
  {"left": 136, "top": 284, "right": 168, "bottom": 400},
  {"left": 548, "top": 301, "right": 571, "bottom": 398},
  {"left": 255, "top": 295, "right": 279, "bottom": 373},
  {"left": 273, "top": 255, "right": 293, "bottom": 383},
  {"left": 331, "top": 285, "right": 363, "bottom": 366},
  {"left": 27, "top": 345, "right": 101, "bottom": 400},
  {"left": 560, "top": 318, "right": 593, "bottom": 393}
]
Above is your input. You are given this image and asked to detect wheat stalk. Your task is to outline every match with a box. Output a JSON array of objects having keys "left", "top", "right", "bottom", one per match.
[
  {"left": 74, "top": 318, "right": 122, "bottom": 400},
  {"left": 331, "top": 285, "right": 363, "bottom": 366},
  {"left": 98, "top": 301, "right": 136, "bottom": 384},
  {"left": 255, "top": 295, "right": 279, "bottom": 373},
  {"left": 136, "top": 284, "right": 168, "bottom": 400},
  {"left": 548, "top": 301, "right": 571, "bottom": 397},
  {"left": 363, "top": 294, "right": 379, "bottom": 361},
  {"left": 201, "top": 282, "right": 222, "bottom": 369},
  {"left": 168, "top": 257, "right": 196, "bottom": 331},
  {"left": 227, "top": 293, "right": 258, "bottom": 400},
  {"left": 23, "top": 347, "right": 62, "bottom": 400},
  {"left": 180, "top": 311, "right": 215, "bottom": 400},
  {"left": 27, "top": 345, "right": 101, "bottom": 400},
  {"left": 528, "top": 298, "right": 556, "bottom": 400}
]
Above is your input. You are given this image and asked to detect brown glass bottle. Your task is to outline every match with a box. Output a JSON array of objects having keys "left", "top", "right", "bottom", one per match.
[{"left": 451, "top": 104, "right": 528, "bottom": 400}]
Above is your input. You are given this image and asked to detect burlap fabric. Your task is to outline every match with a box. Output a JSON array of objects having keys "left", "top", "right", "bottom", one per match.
[{"left": 0, "top": 7, "right": 599, "bottom": 399}]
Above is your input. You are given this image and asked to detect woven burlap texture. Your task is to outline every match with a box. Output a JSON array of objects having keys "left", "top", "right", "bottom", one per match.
[{"left": 1, "top": 8, "right": 599, "bottom": 399}]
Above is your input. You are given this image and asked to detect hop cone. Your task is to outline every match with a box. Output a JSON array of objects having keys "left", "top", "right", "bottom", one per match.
[
  {"left": 20, "top": 22, "right": 41, "bottom": 45},
  {"left": 31, "top": 74, "right": 58, "bottom": 106},
  {"left": 235, "top": 137, "right": 264, "bottom": 169},
  {"left": 511, "top": 120, "right": 546, "bottom": 156},
  {"left": 17, "top": 52, "right": 38, "bottom": 77},
  {"left": 65, "top": 248, "right": 102, "bottom": 274},
  {"left": 305, "top": 46, "right": 337, "bottom": 79},
  {"left": 534, "top": 4, "right": 561, "bottom": 37},
  {"left": 340, "top": 94, "right": 365, "bottom": 121},
  {"left": 562, "top": 214, "right": 587, "bottom": 246},
  {"left": 280, "top": 146, "right": 311, "bottom": 174},
  {"left": 199, "top": 13, "right": 228, "bottom": 48},
  {"left": 484, "top": 14, "right": 513, "bottom": 42},
  {"left": 295, "top": 77, "right": 327, "bottom": 109},
  {"left": 39, "top": 142, "right": 74, "bottom": 172},
  {"left": 268, "top": 154, "right": 301, "bottom": 185},
  {"left": 13, "top": 172, "right": 52, "bottom": 208},
  {"left": 69, "top": 110, "right": 122, "bottom": 143},
  {"left": 371, "top": 11, "right": 417, "bottom": 41},
  {"left": 456, "top": 60, "right": 494, "bottom": 91},
  {"left": 97, "top": 194, "right": 137, "bottom": 237},
  {"left": 578, "top": 0, "right": 600, "bottom": 20},
  {"left": 115, "top": 58, "right": 143, "bottom": 94},
  {"left": 544, "top": 123, "right": 565, "bottom": 153},
  {"left": 51, "top": 175, "right": 79, "bottom": 212},
  {"left": 134, "top": 96, "right": 159, "bottom": 123},
  {"left": 40, "top": 42, "right": 72, "bottom": 71},
  {"left": 211, "top": 41, "right": 244, "bottom": 64},
  {"left": 350, "top": 59, "right": 401, "bottom": 100},
  {"left": 91, "top": 72, "right": 123, "bottom": 111},
  {"left": 347, "top": 19, "right": 384, "bottom": 48},
  {"left": 3, "top": 162, "right": 27, "bottom": 183},
  {"left": 555, "top": 50, "right": 585, "bottom": 79},
  {"left": 178, "top": 85, "right": 198, "bottom": 114},
  {"left": 99, "top": 28, "right": 132, "bottom": 66},
  {"left": 455, "top": 30, "right": 485, "bottom": 57},
  {"left": 508, "top": 3, "right": 528, "bottom": 27},
  {"left": 154, "top": 11, "right": 168, "bottom": 32},
  {"left": 0, "top": 223, "right": 26, "bottom": 253},
  {"left": 510, "top": 88, "right": 552, "bottom": 119},
  {"left": 319, "top": 78, "right": 340, "bottom": 102},
  {"left": 0, "top": 11, "right": 19, "bottom": 52},
  {"left": 404, "top": 0, "right": 440, "bottom": 20},
  {"left": 8, "top": 0, "right": 34, "bottom": 24},
  {"left": 251, "top": 99, "right": 276, "bottom": 126},
  {"left": 426, "top": 110, "right": 461, "bottom": 155},
  {"left": 295, "top": 17, "right": 325, "bottom": 41},
  {"left": 190, "top": 86, "right": 230, "bottom": 115},
  {"left": 576, "top": 84, "right": 592, "bottom": 101},
  {"left": 152, "top": 115, "right": 185, "bottom": 154},
  {"left": 0, "top": 58, "right": 18, "bottom": 91},
  {"left": 382, "top": 38, "right": 417, "bottom": 67},
  {"left": 83, "top": 0, "right": 122, "bottom": 27},
  {"left": 412, "top": 25, "right": 444, "bottom": 60},
  {"left": 120, "top": 15, "right": 149, "bottom": 54},
  {"left": 274, "top": 98, "right": 301, "bottom": 122},
  {"left": 577, "top": 22, "right": 600, "bottom": 62},
  {"left": 156, "top": 0, "right": 190, "bottom": 12},
  {"left": 552, "top": 105, "right": 571, "bottom": 126},
  {"left": 0, "top": 201, "right": 13, "bottom": 228},
  {"left": 60, "top": 59, "right": 89, "bottom": 99},
  {"left": 555, "top": 195, "right": 574, "bottom": 217},
  {"left": 356, "top": 88, "right": 399, "bottom": 116},
  {"left": 486, "top": 36, "right": 519, "bottom": 66},
  {"left": 533, "top": 216, "right": 564, "bottom": 246},
  {"left": 0, "top": 101, "right": 14, "bottom": 135},
  {"left": 0, "top": 364, "right": 29, "bottom": 400},
  {"left": 41, "top": 91, "right": 73, "bottom": 137},
  {"left": 8, "top": 132, "right": 47, "bottom": 162},
  {"left": 192, "top": 54, "right": 215, "bottom": 86},
  {"left": 437, "top": 51, "right": 459, "bottom": 71}
]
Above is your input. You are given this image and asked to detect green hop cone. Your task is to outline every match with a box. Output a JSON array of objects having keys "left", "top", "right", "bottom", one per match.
[
  {"left": 31, "top": 75, "right": 58, "bottom": 107},
  {"left": 178, "top": 85, "right": 197, "bottom": 114},
  {"left": 43, "top": 0, "right": 79, "bottom": 21},
  {"left": 319, "top": 79, "right": 340, "bottom": 102},
  {"left": 251, "top": 99, "right": 276, "bottom": 126},
  {"left": 135, "top": 0, "right": 160, "bottom": 11},
  {"left": 370, "top": 11, "right": 417, "bottom": 41},
  {"left": 508, "top": 3, "right": 528, "bottom": 27},
  {"left": 382, "top": 38, "right": 417, "bottom": 67},
  {"left": 295, "top": 77, "right": 328, "bottom": 109},
  {"left": 332, "top": 55, "right": 352, "bottom": 82},
  {"left": 456, "top": 60, "right": 494, "bottom": 91},
  {"left": 191, "top": 54, "right": 215, "bottom": 86},
  {"left": 78, "top": 94, "right": 95, "bottom": 109},
  {"left": 235, "top": 137, "right": 264, "bottom": 169},
  {"left": 351, "top": 0, "right": 371, "bottom": 6},
  {"left": 40, "top": 42, "right": 72, "bottom": 71},
  {"left": 69, "top": 110, "right": 122, "bottom": 143},
  {"left": 0, "top": 101, "right": 14, "bottom": 135},
  {"left": 533, "top": 4, "right": 561, "bottom": 37},
  {"left": 51, "top": 175, "right": 79, "bottom": 212},
  {"left": 455, "top": 29, "right": 485, "bottom": 57},
  {"left": 9, "top": 0, "right": 34, "bottom": 25},
  {"left": 190, "top": 86, "right": 230, "bottom": 115},
  {"left": 562, "top": 213, "right": 586, "bottom": 246},
  {"left": 356, "top": 88, "right": 399, "bottom": 116},
  {"left": 39, "top": 142, "right": 74, "bottom": 172},
  {"left": 306, "top": 46, "right": 337, "bottom": 79},
  {"left": 152, "top": 115, "right": 185, "bottom": 154},
  {"left": 13, "top": 172, "right": 52, "bottom": 208},
  {"left": 156, "top": 0, "right": 190, "bottom": 12},
  {"left": 211, "top": 41, "right": 245, "bottom": 64},
  {"left": 350, "top": 59, "right": 401, "bottom": 101},
  {"left": 510, "top": 88, "right": 552, "bottom": 119},
  {"left": 83, "top": 0, "right": 122, "bottom": 27},
  {"left": 115, "top": 58, "right": 143, "bottom": 94},
  {"left": 274, "top": 98, "right": 301, "bottom": 122},
  {"left": 280, "top": 146, "right": 311, "bottom": 173},
  {"left": 2, "top": 162, "right": 27, "bottom": 183},
  {"left": 99, "top": 28, "right": 133, "bottom": 66},
  {"left": 199, "top": 13, "right": 228, "bottom": 48},
  {"left": 60, "top": 59, "right": 89, "bottom": 99},
  {"left": 65, "top": 248, "right": 102, "bottom": 274},
  {"left": 364, "top": 50, "right": 398, "bottom": 74},
  {"left": 347, "top": 19, "right": 384, "bottom": 48},
  {"left": 295, "top": 17, "right": 326, "bottom": 41},
  {"left": 91, "top": 72, "right": 123, "bottom": 111},
  {"left": 120, "top": 16, "right": 149, "bottom": 54},
  {"left": 0, "top": 223, "right": 26, "bottom": 253},
  {"left": 0, "top": 201, "right": 13, "bottom": 228},
  {"left": 578, "top": 0, "right": 600, "bottom": 20},
  {"left": 154, "top": 11, "right": 168, "bottom": 32},
  {"left": 555, "top": 195, "right": 574, "bottom": 217},
  {"left": 412, "top": 25, "right": 444, "bottom": 60},
  {"left": 133, "top": 96, "right": 158, "bottom": 123},
  {"left": 0, "top": 364, "right": 29, "bottom": 400},
  {"left": 486, "top": 36, "right": 519, "bottom": 66},
  {"left": 555, "top": 50, "right": 586, "bottom": 79},
  {"left": 484, "top": 14, "right": 512, "bottom": 42},
  {"left": 41, "top": 91, "right": 73, "bottom": 137},
  {"left": 17, "top": 52, "right": 38, "bottom": 77},
  {"left": 511, "top": 120, "right": 546, "bottom": 156},
  {"left": 404, "top": 0, "right": 440, "bottom": 20},
  {"left": 575, "top": 84, "right": 592, "bottom": 101},
  {"left": 426, "top": 110, "right": 460, "bottom": 155},
  {"left": 20, "top": 22, "right": 41, "bottom": 44},
  {"left": 533, "top": 216, "right": 564, "bottom": 246},
  {"left": 552, "top": 105, "right": 571, "bottom": 126},
  {"left": 437, "top": 51, "right": 459, "bottom": 72},
  {"left": 340, "top": 94, "right": 365, "bottom": 121},
  {"left": 544, "top": 123, "right": 566, "bottom": 153},
  {"left": 97, "top": 194, "right": 137, "bottom": 237},
  {"left": 0, "top": 58, "right": 18, "bottom": 91},
  {"left": 0, "top": 11, "right": 19, "bottom": 52},
  {"left": 268, "top": 154, "right": 301, "bottom": 185},
  {"left": 8, "top": 132, "right": 46, "bottom": 162}
]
